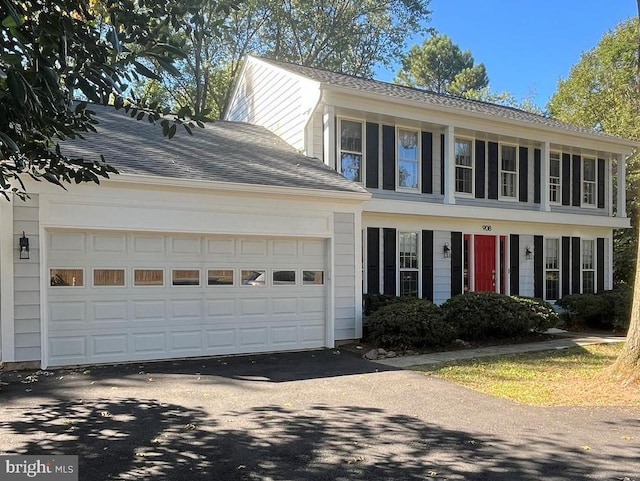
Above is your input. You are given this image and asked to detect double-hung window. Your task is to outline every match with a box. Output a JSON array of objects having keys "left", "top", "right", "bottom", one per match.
[
  {"left": 500, "top": 145, "right": 518, "bottom": 199},
  {"left": 455, "top": 138, "right": 473, "bottom": 194},
  {"left": 399, "top": 232, "right": 418, "bottom": 297},
  {"left": 339, "top": 119, "right": 363, "bottom": 182},
  {"left": 582, "top": 157, "right": 596, "bottom": 206},
  {"left": 397, "top": 128, "right": 419, "bottom": 190},
  {"left": 549, "top": 152, "right": 561, "bottom": 204},
  {"left": 545, "top": 238, "right": 560, "bottom": 301},
  {"left": 582, "top": 239, "right": 595, "bottom": 293}
]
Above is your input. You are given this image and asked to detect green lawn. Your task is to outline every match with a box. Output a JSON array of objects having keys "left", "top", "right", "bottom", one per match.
[{"left": 413, "top": 343, "right": 640, "bottom": 407}]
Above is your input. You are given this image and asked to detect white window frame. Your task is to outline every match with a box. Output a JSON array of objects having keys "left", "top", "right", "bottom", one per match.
[
  {"left": 241, "top": 269, "right": 267, "bottom": 287},
  {"left": 133, "top": 268, "right": 165, "bottom": 287},
  {"left": 581, "top": 239, "right": 596, "bottom": 294},
  {"left": 207, "top": 268, "right": 235, "bottom": 287},
  {"left": 337, "top": 117, "right": 364, "bottom": 183},
  {"left": 454, "top": 137, "right": 474, "bottom": 196},
  {"left": 49, "top": 268, "right": 86, "bottom": 288},
  {"left": 549, "top": 151, "right": 561, "bottom": 205},
  {"left": 92, "top": 267, "right": 126, "bottom": 288},
  {"left": 171, "top": 268, "right": 201, "bottom": 287},
  {"left": 499, "top": 143, "right": 518, "bottom": 200},
  {"left": 582, "top": 157, "right": 597, "bottom": 207},
  {"left": 544, "top": 238, "right": 560, "bottom": 301},
  {"left": 302, "top": 270, "right": 325, "bottom": 286},
  {"left": 398, "top": 231, "right": 419, "bottom": 297},
  {"left": 396, "top": 126, "right": 420, "bottom": 192}
]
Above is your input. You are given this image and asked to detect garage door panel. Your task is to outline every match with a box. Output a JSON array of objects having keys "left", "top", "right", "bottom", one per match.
[
  {"left": 300, "top": 325, "right": 325, "bottom": 344},
  {"left": 93, "top": 334, "right": 127, "bottom": 356},
  {"left": 132, "top": 300, "right": 166, "bottom": 320},
  {"left": 206, "top": 299, "right": 236, "bottom": 317},
  {"left": 93, "top": 301, "right": 128, "bottom": 322},
  {"left": 50, "top": 336, "right": 87, "bottom": 361},
  {"left": 207, "top": 239, "right": 235, "bottom": 256},
  {"left": 171, "top": 237, "right": 202, "bottom": 255},
  {"left": 272, "top": 240, "right": 297, "bottom": 256},
  {"left": 300, "top": 297, "right": 324, "bottom": 314},
  {"left": 170, "top": 330, "right": 203, "bottom": 351},
  {"left": 132, "top": 332, "right": 166, "bottom": 353},
  {"left": 271, "top": 297, "right": 298, "bottom": 315},
  {"left": 271, "top": 326, "right": 298, "bottom": 346},
  {"left": 49, "top": 301, "right": 86, "bottom": 324},
  {"left": 133, "top": 236, "right": 165, "bottom": 253},
  {"left": 239, "top": 327, "right": 269, "bottom": 347},
  {"left": 240, "top": 239, "right": 268, "bottom": 256},
  {"left": 92, "top": 234, "right": 126, "bottom": 253},
  {"left": 205, "top": 329, "right": 237, "bottom": 349},
  {"left": 239, "top": 298, "right": 269, "bottom": 316},
  {"left": 170, "top": 299, "right": 203, "bottom": 320},
  {"left": 49, "top": 232, "right": 85, "bottom": 252}
]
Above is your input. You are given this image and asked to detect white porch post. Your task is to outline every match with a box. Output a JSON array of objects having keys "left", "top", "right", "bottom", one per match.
[
  {"left": 617, "top": 154, "right": 627, "bottom": 217},
  {"left": 540, "top": 141, "right": 551, "bottom": 212},
  {"left": 0, "top": 196, "right": 15, "bottom": 362},
  {"left": 443, "top": 125, "right": 456, "bottom": 204},
  {"left": 608, "top": 157, "right": 614, "bottom": 217},
  {"left": 323, "top": 104, "right": 336, "bottom": 169}
]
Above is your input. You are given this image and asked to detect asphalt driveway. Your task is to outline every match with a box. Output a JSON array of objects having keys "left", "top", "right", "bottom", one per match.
[{"left": 0, "top": 349, "right": 638, "bottom": 480}]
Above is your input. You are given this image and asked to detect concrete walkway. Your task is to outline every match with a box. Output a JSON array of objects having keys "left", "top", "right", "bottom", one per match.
[{"left": 373, "top": 333, "right": 627, "bottom": 368}]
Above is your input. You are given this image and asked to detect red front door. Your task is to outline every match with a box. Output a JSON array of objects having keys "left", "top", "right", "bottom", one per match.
[{"left": 474, "top": 235, "right": 496, "bottom": 292}]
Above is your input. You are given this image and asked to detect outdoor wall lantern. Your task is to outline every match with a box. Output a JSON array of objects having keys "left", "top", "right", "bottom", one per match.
[
  {"left": 19, "top": 231, "right": 29, "bottom": 260},
  {"left": 525, "top": 245, "right": 533, "bottom": 260},
  {"left": 443, "top": 242, "right": 451, "bottom": 258}
]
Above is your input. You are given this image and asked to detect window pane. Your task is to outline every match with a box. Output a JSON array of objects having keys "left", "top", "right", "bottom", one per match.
[
  {"left": 546, "top": 271, "right": 559, "bottom": 301},
  {"left": 134, "top": 269, "right": 163, "bottom": 286},
  {"left": 172, "top": 269, "right": 200, "bottom": 286},
  {"left": 398, "top": 160, "right": 418, "bottom": 188},
  {"left": 340, "top": 153, "right": 361, "bottom": 182},
  {"left": 545, "top": 239, "right": 559, "bottom": 269},
  {"left": 303, "top": 270, "right": 324, "bottom": 285},
  {"left": 582, "top": 240, "right": 594, "bottom": 269},
  {"left": 94, "top": 269, "right": 125, "bottom": 287},
  {"left": 400, "top": 271, "right": 418, "bottom": 297},
  {"left": 242, "top": 270, "right": 266, "bottom": 286},
  {"left": 273, "top": 270, "right": 296, "bottom": 285},
  {"left": 398, "top": 130, "right": 418, "bottom": 161},
  {"left": 455, "top": 139, "right": 472, "bottom": 167},
  {"left": 456, "top": 166, "right": 473, "bottom": 193},
  {"left": 583, "top": 271, "right": 595, "bottom": 294},
  {"left": 399, "top": 232, "right": 418, "bottom": 269},
  {"left": 501, "top": 172, "right": 516, "bottom": 197},
  {"left": 583, "top": 182, "right": 595, "bottom": 205},
  {"left": 340, "top": 120, "right": 362, "bottom": 152},
  {"left": 50, "top": 269, "right": 84, "bottom": 287},
  {"left": 550, "top": 153, "right": 561, "bottom": 177},
  {"left": 208, "top": 269, "right": 234, "bottom": 286},
  {"left": 583, "top": 158, "right": 596, "bottom": 181},
  {"left": 501, "top": 145, "right": 516, "bottom": 171}
]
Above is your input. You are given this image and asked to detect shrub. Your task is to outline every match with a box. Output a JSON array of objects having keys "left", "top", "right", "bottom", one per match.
[
  {"left": 557, "top": 285, "right": 632, "bottom": 331},
  {"left": 441, "top": 292, "right": 556, "bottom": 340},
  {"left": 363, "top": 293, "right": 408, "bottom": 316},
  {"left": 366, "top": 299, "right": 456, "bottom": 349}
]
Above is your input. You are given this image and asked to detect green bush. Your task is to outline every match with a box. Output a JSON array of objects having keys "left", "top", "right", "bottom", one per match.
[
  {"left": 441, "top": 292, "right": 557, "bottom": 340},
  {"left": 366, "top": 299, "right": 456, "bottom": 349},
  {"left": 363, "top": 293, "right": 409, "bottom": 316},
  {"left": 557, "top": 285, "right": 632, "bottom": 331}
]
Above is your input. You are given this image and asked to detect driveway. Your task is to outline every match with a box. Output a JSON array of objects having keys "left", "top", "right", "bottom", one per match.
[{"left": 0, "top": 349, "right": 638, "bottom": 480}]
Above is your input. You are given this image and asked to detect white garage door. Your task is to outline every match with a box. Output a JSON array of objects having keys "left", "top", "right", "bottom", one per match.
[{"left": 46, "top": 231, "right": 327, "bottom": 366}]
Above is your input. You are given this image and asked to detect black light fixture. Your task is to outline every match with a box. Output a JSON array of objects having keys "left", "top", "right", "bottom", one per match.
[
  {"left": 525, "top": 245, "right": 533, "bottom": 260},
  {"left": 19, "top": 231, "right": 29, "bottom": 260},
  {"left": 443, "top": 242, "right": 451, "bottom": 258}
]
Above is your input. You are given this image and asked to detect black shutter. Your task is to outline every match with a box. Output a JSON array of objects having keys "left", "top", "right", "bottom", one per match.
[
  {"left": 519, "top": 146, "right": 528, "bottom": 202},
  {"left": 597, "top": 158, "right": 605, "bottom": 209},
  {"left": 422, "top": 230, "right": 434, "bottom": 301},
  {"left": 572, "top": 155, "right": 581, "bottom": 207},
  {"left": 510, "top": 234, "right": 519, "bottom": 296},
  {"left": 571, "top": 236, "right": 580, "bottom": 294},
  {"left": 383, "top": 228, "right": 396, "bottom": 295},
  {"left": 534, "top": 148, "right": 541, "bottom": 204},
  {"left": 562, "top": 153, "right": 571, "bottom": 206},
  {"left": 562, "top": 236, "right": 571, "bottom": 296},
  {"left": 597, "top": 238, "right": 605, "bottom": 292},
  {"left": 534, "top": 235, "right": 544, "bottom": 298},
  {"left": 421, "top": 131, "right": 433, "bottom": 194},
  {"left": 451, "top": 232, "right": 463, "bottom": 296},
  {"left": 475, "top": 140, "right": 486, "bottom": 198},
  {"left": 366, "top": 228, "right": 380, "bottom": 294},
  {"left": 382, "top": 126, "right": 395, "bottom": 190},
  {"left": 440, "top": 134, "right": 445, "bottom": 195},
  {"left": 365, "top": 122, "right": 379, "bottom": 189},
  {"left": 488, "top": 142, "right": 499, "bottom": 200}
]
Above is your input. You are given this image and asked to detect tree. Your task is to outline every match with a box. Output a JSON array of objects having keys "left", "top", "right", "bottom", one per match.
[
  {"left": 0, "top": 0, "right": 233, "bottom": 199},
  {"left": 395, "top": 34, "right": 488, "bottom": 96},
  {"left": 547, "top": 18, "right": 640, "bottom": 285}
]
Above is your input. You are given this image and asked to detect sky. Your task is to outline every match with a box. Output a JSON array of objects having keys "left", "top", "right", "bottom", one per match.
[{"left": 375, "top": 0, "right": 638, "bottom": 109}]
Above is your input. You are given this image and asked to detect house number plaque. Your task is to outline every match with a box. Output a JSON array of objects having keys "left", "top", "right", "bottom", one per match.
[{"left": 482, "top": 225, "right": 492, "bottom": 231}]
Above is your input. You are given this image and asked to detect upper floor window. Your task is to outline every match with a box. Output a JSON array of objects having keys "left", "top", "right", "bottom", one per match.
[
  {"left": 582, "top": 157, "right": 596, "bottom": 206},
  {"left": 500, "top": 145, "right": 518, "bottom": 199},
  {"left": 545, "top": 238, "right": 560, "bottom": 301},
  {"left": 549, "top": 152, "right": 561, "bottom": 204},
  {"left": 582, "top": 239, "right": 595, "bottom": 293},
  {"left": 339, "top": 119, "right": 363, "bottom": 182},
  {"left": 455, "top": 138, "right": 473, "bottom": 194},
  {"left": 399, "top": 232, "right": 418, "bottom": 296},
  {"left": 397, "top": 128, "right": 419, "bottom": 190}
]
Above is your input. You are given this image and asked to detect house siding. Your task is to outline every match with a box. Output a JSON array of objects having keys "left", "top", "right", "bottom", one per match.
[
  {"left": 13, "top": 195, "right": 41, "bottom": 362},
  {"left": 433, "top": 230, "right": 452, "bottom": 304},
  {"left": 518, "top": 234, "right": 535, "bottom": 297},
  {"left": 333, "top": 213, "right": 357, "bottom": 340}
]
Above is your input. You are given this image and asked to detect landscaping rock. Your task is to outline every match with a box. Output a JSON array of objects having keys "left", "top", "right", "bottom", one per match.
[
  {"left": 364, "top": 349, "right": 379, "bottom": 360},
  {"left": 453, "top": 339, "right": 471, "bottom": 348},
  {"left": 386, "top": 351, "right": 397, "bottom": 358},
  {"left": 377, "top": 348, "right": 387, "bottom": 356}
]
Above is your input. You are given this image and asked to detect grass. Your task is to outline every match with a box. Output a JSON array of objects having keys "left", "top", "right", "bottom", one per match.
[{"left": 413, "top": 343, "right": 640, "bottom": 407}]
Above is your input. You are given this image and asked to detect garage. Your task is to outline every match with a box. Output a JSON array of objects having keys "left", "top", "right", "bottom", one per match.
[{"left": 46, "top": 230, "right": 328, "bottom": 366}]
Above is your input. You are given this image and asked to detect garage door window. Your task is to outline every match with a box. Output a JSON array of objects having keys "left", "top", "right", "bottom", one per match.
[
  {"left": 303, "top": 270, "right": 324, "bottom": 285},
  {"left": 242, "top": 270, "right": 266, "bottom": 286},
  {"left": 50, "top": 268, "right": 84, "bottom": 287},
  {"left": 93, "top": 269, "right": 125, "bottom": 287},
  {"left": 273, "top": 270, "right": 296, "bottom": 285},
  {"left": 208, "top": 269, "right": 234, "bottom": 286},
  {"left": 172, "top": 269, "right": 200, "bottom": 286},
  {"left": 134, "top": 269, "right": 164, "bottom": 286}
]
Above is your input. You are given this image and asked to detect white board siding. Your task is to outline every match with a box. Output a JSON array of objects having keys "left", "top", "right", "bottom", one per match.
[
  {"left": 13, "top": 196, "right": 41, "bottom": 361},
  {"left": 518, "top": 235, "right": 535, "bottom": 297},
  {"left": 333, "top": 213, "right": 357, "bottom": 340},
  {"left": 433, "top": 230, "right": 452, "bottom": 305},
  {"left": 312, "top": 110, "right": 324, "bottom": 162}
]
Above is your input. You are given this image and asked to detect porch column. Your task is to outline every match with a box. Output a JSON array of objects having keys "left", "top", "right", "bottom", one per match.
[
  {"left": 540, "top": 141, "right": 551, "bottom": 211},
  {"left": 443, "top": 125, "right": 456, "bottom": 205},
  {"left": 617, "top": 154, "right": 627, "bottom": 217},
  {"left": 323, "top": 104, "right": 335, "bottom": 169},
  {"left": 0, "top": 195, "right": 15, "bottom": 362}
]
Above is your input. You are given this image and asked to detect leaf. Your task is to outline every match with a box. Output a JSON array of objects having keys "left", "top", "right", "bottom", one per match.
[
  {"left": 0, "top": 131, "right": 19, "bottom": 153},
  {"left": 7, "top": 70, "right": 26, "bottom": 106},
  {"left": 133, "top": 61, "right": 161, "bottom": 81},
  {"left": 167, "top": 124, "right": 177, "bottom": 139},
  {"left": 74, "top": 102, "right": 88, "bottom": 114}
]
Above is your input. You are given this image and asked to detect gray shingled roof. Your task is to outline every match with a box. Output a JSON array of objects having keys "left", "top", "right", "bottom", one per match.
[
  {"left": 61, "top": 104, "right": 367, "bottom": 194},
  {"left": 257, "top": 57, "right": 628, "bottom": 143}
]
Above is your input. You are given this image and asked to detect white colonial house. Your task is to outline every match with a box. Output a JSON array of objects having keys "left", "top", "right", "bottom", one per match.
[{"left": 0, "top": 55, "right": 635, "bottom": 368}]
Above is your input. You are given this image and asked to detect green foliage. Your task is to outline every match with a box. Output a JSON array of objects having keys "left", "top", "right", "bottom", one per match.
[
  {"left": 363, "top": 294, "right": 409, "bottom": 316},
  {"left": 441, "top": 292, "right": 558, "bottom": 340},
  {"left": 557, "top": 285, "right": 632, "bottom": 331},
  {"left": 366, "top": 299, "right": 456, "bottom": 349}
]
